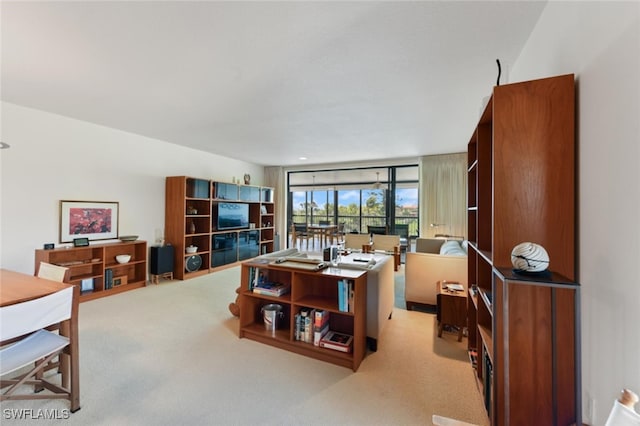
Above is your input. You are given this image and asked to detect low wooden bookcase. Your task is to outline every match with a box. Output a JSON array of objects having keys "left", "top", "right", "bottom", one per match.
[
  {"left": 35, "top": 240, "right": 147, "bottom": 302},
  {"left": 239, "top": 259, "right": 367, "bottom": 371}
]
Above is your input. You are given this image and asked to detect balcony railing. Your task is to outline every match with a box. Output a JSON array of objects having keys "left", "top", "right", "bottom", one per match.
[{"left": 291, "top": 214, "right": 418, "bottom": 237}]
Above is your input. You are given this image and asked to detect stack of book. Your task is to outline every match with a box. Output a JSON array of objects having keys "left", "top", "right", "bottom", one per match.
[
  {"left": 313, "top": 310, "right": 330, "bottom": 346},
  {"left": 319, "top": 330, "right": 353, "bottom": 353},
  {"left": 294, "top": 308, "right": 330, "bottom": 345},
  {"left": 252, "top": 281, "right": 290, "bottom": 297},
  {"left": 337, "top": 279, "right": 354, "bottom": 312},
  {"left": 104, "top": 268, "right": 114, "bottom": 290}
]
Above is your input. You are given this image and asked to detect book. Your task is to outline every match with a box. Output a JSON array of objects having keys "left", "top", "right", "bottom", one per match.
[
  {"left": 444, "top": 282, "right": 464, "bottom": 292},
  {"left": 252, "top": 281, "right": 290, "bottom": 297},
  {"left": 348, "top": 280, "right": 354, "bottom": 313},
  {"left": 313, "top": 310, "right": 330, "bottom": 346},
  {"left": 105, "top": 268, "right": 113, "bottom": 289},
  {"left": 338, "top": 279, "right": 351, "bottom": 312},
  {"left": 313, "top": 323, "right": 330, "bottom": 346},
  {"left": 300, "top": 308, "right": 315, "bottom": 343},
  {"left": 314, "top": 309, "right": 330, "bottom": 329},
  {"left": 319, "top": 330, "right": 353, "bottom": 353},
  {"left": 294, "top": 313, "right": 303, "bottom": 341}
]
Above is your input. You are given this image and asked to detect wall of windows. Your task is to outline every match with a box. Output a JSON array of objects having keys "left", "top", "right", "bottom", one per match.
[{"left": 288, "top": 165, "right": 419, "bottom": 242}]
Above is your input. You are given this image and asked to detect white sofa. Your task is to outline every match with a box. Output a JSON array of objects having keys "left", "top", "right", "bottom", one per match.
[
  {"left": 254, "top": 249, "right": 395, "bottom": 351},
  {"left": 404, "top": 238, "right": 468, "bottom": 309}
]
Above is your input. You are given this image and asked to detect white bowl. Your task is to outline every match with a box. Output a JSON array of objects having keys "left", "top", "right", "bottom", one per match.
[
  {"left": 186, "top": 246, "right": 198, "bottom": 254},
  {"left": 115, "top": 254, "right": 131, "bottom": 264}
]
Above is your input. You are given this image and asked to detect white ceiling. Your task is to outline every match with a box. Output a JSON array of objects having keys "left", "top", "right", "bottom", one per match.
[{"left": 1, "top": 1, "right": 546, "bottom": 167}]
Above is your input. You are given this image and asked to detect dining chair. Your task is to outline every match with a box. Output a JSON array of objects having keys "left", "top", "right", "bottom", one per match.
[
  {"left": 371, "top": 234, "right": 401, "bottom": 271},
  {"left": 36, "top": 262, "right": 71, "bottom": 283},
  {"left": 393, "top": 223, "right": 410, "bottom": 255},
  {"left": 368, "top": 225, "right": 388, "bottom": 237},
  {"left": 331, "top": 222, "right": 346, "bottom": 245},
  {"left": 35, "top": 262, "right": 70, "bottom": 373},
  {"left": 0, "top": 286, "right": 79, "bottom": 411},
  {"left": 292, "top": 223, "right": 313, "bottom": 250},
  {"left": 343, "top": 233, "right": 371, "bottom": 252}
]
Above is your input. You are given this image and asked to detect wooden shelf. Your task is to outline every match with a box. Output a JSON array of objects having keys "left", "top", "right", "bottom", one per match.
[
  {"left": 467, "top": 74, "right": 579, "bottom": 425},
  {"left": 239, "top": 261, "right": 367, "bottom": 371},
  {"left": 165, "top": 176, "right": 275, "bottom": 279},
  {"left": 35, "top": 240, "right": 147, "bottom": 302}
]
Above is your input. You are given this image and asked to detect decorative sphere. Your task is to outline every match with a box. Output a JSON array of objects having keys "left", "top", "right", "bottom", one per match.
[{"left": 511, "top": 242, "right": 549, "bottom": 272}]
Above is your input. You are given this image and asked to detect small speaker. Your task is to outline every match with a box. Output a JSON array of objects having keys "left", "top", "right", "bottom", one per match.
[{"left": 150, "top": 245, "right": 174, "bottom": 275}]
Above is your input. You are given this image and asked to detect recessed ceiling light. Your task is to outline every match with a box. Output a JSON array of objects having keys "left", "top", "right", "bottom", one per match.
[{"left": 298, "top": 157, "right": 307, "bottom": 160}]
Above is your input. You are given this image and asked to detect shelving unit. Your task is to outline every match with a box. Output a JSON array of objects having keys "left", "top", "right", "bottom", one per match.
[
  {"left": 34, "top": 240, "right": 147, "bottom": 302},
  {"left": 466, "top": 74, "right": 580, "bottom": 425},
  {"left": 165, "top": 176, "right": 275, "bottom": 280},
  {"left": 238, "top": 260, "right": 367, "bottom": 371}
]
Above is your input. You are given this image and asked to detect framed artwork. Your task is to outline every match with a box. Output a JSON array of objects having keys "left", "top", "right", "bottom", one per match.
[
  {"left": 60, "top": 200, "right": 119, "bottom": 243},
  {"left": 80, "top": 278, "right": 94, "bottom": 292}
]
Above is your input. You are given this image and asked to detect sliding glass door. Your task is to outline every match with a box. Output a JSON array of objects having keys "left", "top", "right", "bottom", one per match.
[{"left": 287, "top": 165, "right": 418, "bottom": 247}]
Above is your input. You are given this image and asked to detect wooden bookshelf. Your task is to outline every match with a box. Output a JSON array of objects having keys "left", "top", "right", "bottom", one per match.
[
  {"left": 35, "top": 240, "right": 147, "bottom": 302},
  {"left": 467, "top": 74, "right": 580, "bottom": 425},
  {"left": 238, "top": 259, "right": 367, "bottom": 371}
]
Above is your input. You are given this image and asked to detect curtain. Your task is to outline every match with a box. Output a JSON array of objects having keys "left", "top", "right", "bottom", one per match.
[
  {"left": 264, "top": 166, "right": 286, "bottom": 251},
  {"left": 419, "top": 153, "right": 467, "bottom": 239}
]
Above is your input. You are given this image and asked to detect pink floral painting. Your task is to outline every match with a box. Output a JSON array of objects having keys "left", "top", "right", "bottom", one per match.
[
  {"left": 69, "top": 208, "right": 112, "bottom": 235},
  {"left": 60, "top": 201, "right": 119, "bottom": 242}
]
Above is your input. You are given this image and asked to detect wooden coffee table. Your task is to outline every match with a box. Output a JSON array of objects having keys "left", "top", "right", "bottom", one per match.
[{"left": 436, "top": 280, "right": 467, "bottom": 341}]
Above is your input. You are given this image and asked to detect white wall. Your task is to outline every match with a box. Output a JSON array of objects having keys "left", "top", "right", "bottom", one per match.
[
  {"left": 510, "top": 2, "right": 639, "bottom": 424},
  {"left": 0, "top": 102, "right": 264, "bottom": 275}
]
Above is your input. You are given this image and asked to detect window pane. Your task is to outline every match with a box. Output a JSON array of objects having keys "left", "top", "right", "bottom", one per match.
[
  {"left": 395, "top": 187, "right": 419, "bottom": 236},
  {"left": 362, "top": 189, "right": 386, "bottom": 233},
  {"left": 292, "top": 191, "right": 307, "bottom": 224},
  {"left": 311, "top": 190, "right": 329, "bottom": 223},
  {"left": 337, "top": 189, "right": 360, "bottom": 233}
]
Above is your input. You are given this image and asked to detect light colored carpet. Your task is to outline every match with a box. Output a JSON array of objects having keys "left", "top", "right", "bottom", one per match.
[{"left": 1, "top": 266, "right": 488, "bottom": 426}]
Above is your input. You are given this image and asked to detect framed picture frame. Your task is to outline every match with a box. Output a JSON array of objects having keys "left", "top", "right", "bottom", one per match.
[
  {"left": 80, "top": 278, "right": 94, "bottom": 292},
  {"left": 60, "top": 200, "right": 119, "bottom": 243}
]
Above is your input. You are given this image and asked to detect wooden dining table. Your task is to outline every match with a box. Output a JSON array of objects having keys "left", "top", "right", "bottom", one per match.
[
  {"left": 0, "top": 269, "right": 80, "bottom": 412},
  {"left": 307, "top": 224, "right": 338, "bottom": 248}
]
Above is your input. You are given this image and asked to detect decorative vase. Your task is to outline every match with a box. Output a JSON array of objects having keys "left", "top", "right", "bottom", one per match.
[
  {"left": 244, "top": 173, "right": 251, "bottom": 185},
  {"left": 189, "top": 220, "right": 196, "bottom": 234}
]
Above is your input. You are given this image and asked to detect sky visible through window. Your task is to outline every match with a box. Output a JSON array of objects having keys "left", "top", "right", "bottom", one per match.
[{"left": 292, "top": 188, "right": 418, "bottom": 211}]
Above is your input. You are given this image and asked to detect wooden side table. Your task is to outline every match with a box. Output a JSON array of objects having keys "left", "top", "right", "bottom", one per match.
[{"left": 436, "top": 281, "right": 467, "bottom": 341}]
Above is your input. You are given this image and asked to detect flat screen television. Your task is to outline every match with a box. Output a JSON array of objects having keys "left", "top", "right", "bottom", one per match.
[{"left": 217, "top": 202, "right": 249, "bottom": 230}]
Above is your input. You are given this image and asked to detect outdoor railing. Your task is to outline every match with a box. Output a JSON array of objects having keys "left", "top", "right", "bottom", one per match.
[{"left": 291, "top": 214, "right": 418, "bottom": 237}]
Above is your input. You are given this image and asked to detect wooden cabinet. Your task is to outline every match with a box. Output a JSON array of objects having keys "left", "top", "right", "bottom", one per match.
[
  {"left": 35, "top": 240, "right": 147, "bottom": 302},
  {"left": 165, "top": 176, "right": 275, "bottom": 280},
  {"left": 492, "top": 268, "right": 580, "bottom": 426},
  {"left": 238, "top": 260, "right": 367, "bottom": 371},
  {"left": 466, "top": 74, "right": 580, "bottom": 425}
]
